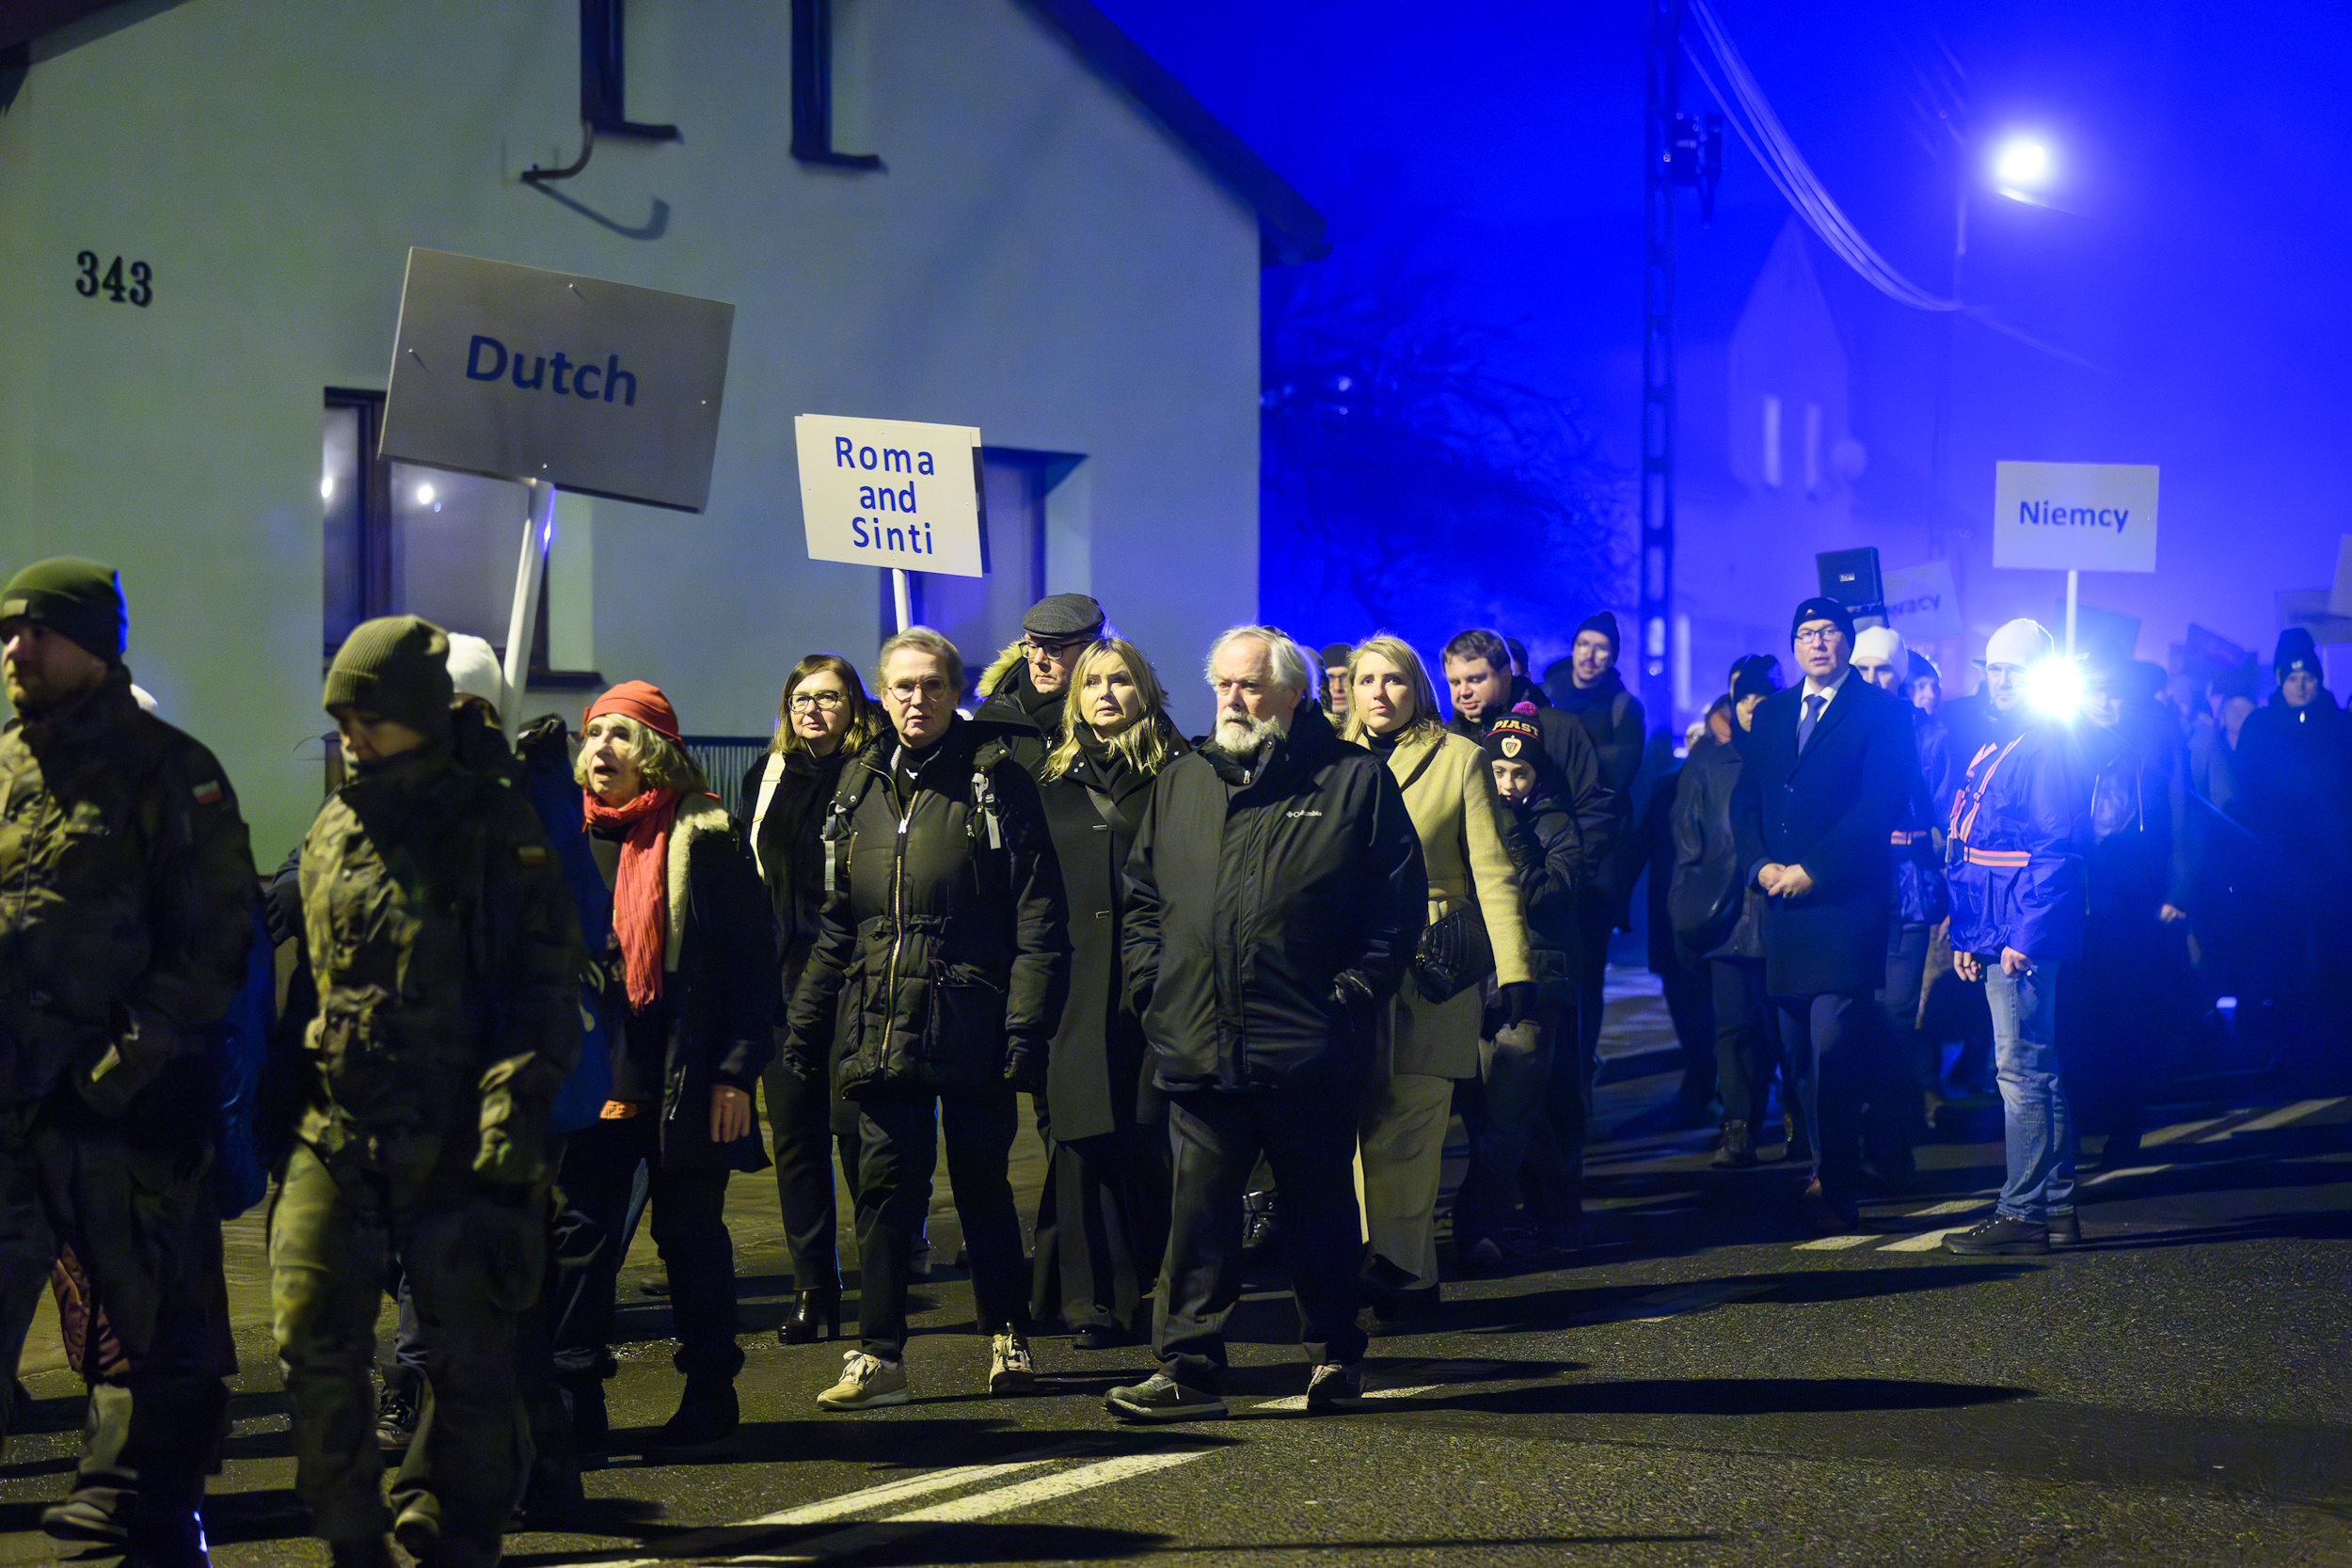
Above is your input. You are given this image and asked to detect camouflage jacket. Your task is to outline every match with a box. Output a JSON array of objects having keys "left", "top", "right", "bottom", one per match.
[
  {"left": 0, "top": 670, "right": 256, "bottom": 1115},
  {"left": 292, "top": 745, "right": 583, "bottom": 1173}
]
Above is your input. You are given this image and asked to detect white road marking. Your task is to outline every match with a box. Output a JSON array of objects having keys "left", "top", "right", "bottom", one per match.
[
  {"left": 2086, "top": 1163, "right": 2174, "bottom": 1186},
  {"left": 746, "top": 1459, "right": 1058, "bottom": 1525},
  {"left": 2140, "top": 1115, "right": 2232, "bottom": 1147},
  {"left": 2199, "top": 1098, "right": 2343, "bottom": 1141},
  {"left": 1906, "top": 1197, "right": 1991, "bottom": 1218},
  {"left": 1793, "top": 1232, "right": 1875, "bottom": 1250},
  {"left": 1252, "top": 1382, "right": 1438, "bottom": 1412},
  {"left": 1878, "top": 1226, "right": 1974, "bottom": 1253},
  {"left": 884, "top": 1449, "right": 1211, "bottom": 1522}
]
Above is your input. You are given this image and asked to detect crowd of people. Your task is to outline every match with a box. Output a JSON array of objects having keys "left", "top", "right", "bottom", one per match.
[{"left": 0, "top": 552, "right": 2343, "bottom": 1568}]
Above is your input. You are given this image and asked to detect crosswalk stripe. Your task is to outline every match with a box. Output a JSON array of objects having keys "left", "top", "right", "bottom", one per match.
[
  {"left": 2199, "top": 1098, "right": 2343, "bottom": 1141},
  {"left": 2141, "top": 1115, "right": 2231, "bottom": 1147},
  {"left": 1878, "top": 1226, "right": 1973, "bottom": 1253},
  {"left": 1905, "top": 1198, "right": 1990, "bottom": 1217},
  {"left": 748, "top": 1459, "right": 1057, "bottom": 1525},
  {"left": 1253, "top": 1383, "right": 1438, "bottom": 1412},
  {"left": 1793, "top": 1232, "right": 1875, "bottom": 1250},
  {"left": 884, "top": 1449, "right": 1211, "bottom": 1522},
  {"left": 2085, "top": 1162, "right": 2173, "bottom": 1186}
]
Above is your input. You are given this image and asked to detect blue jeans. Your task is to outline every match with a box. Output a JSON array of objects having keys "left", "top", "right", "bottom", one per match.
[{"left": 1985, "top": 962, "right": 2074, "bottom": 1221}]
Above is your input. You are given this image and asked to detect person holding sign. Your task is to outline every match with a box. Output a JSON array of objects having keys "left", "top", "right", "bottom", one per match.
[{"left": 784, "top": 628, "right": 1070, "bottom": 1411}]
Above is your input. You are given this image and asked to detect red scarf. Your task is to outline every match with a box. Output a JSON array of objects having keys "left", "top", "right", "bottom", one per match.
[{"left": 583, "top": 786, "right": 682, "bottom": 1012}]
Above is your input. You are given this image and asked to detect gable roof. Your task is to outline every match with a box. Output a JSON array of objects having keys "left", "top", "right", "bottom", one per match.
[{"left": 1017, "top": 0, "right": 1328, "bottom": 267}]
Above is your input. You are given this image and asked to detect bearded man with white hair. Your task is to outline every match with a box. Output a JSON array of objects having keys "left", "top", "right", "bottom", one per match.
[{"left": 1108, "top": 626, "right": 1426, "bottom": 1422}]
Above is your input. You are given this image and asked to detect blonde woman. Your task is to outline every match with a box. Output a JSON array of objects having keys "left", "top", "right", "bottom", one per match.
[
  {"left": 1343, "top": 636, "right": 1534, "bottom": 1318},
  {"left": 1035, "top": 640, "right": 1186, "bottom": 1347}
]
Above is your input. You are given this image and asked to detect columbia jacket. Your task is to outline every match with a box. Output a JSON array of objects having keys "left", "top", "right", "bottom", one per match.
[
  {"left": 1945, "top": 717, "right": 2090, "bottom": 965},
  {"left": 1122, "top": 701, "right": 1426, "bottom": 1091},
  {"left": 785, "top": 716, "right": 1069, "bottom": 1096}
]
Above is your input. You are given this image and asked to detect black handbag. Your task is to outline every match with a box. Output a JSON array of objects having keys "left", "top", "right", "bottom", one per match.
[{"left": 1414, "top": 900, "right": 1493, "bottom": 1002}]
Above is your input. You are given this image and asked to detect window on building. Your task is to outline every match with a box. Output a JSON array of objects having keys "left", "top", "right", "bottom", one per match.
[
  {"left": 322, "top": 389, "right": 589, "bottom": 678},
  {"left": 896, "top": 448, "right": 1083, "bottom": 689}
]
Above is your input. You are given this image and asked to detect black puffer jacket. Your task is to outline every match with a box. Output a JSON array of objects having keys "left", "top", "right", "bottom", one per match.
[
  {"left": 1122, "top": 702, "right": 1426, "bottom": 1091},
  {"left": 1669, "top": 730, "right": 1763, "bottom": 964},
  {"left": 785, "top": 717, "right": 1069, "bottom": 1097}
]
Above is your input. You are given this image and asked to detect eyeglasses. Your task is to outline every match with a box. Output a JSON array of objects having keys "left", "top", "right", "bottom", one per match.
[
  {"left": 886, "top": 677, "right": 949, "bottom": 702},
  {"left": 1023, "top": 636, "right": 1090, "bottom": 659},
  {"left": 1794, "top": 626, "right": 1843, "bottom": 648},
  {"left": 787, "top": 690, "right": 846, "bottom": 712}
]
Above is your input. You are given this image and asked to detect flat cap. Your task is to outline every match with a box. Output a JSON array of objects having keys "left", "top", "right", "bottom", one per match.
[{"left": 1021, "top": 594, "right": 1105, "bottom": 640}]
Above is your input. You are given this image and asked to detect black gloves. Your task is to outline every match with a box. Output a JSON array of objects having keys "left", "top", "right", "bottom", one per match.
[
  {"left": 1004, "top": 1042, "right": 1047, "bottom": 1093},
  {"left": 1499, "top": 981, "right": 1539, "bottom": 1030}
]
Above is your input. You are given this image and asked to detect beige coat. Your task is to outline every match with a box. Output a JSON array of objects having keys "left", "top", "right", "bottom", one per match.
[{"left": 1381, "top": 725, "right": 1534, "bottom": 1078}]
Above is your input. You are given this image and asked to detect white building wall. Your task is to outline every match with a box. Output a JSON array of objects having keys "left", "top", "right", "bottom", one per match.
[{"left": 0, "top": 0, "right": 1262, "bottom": 855}]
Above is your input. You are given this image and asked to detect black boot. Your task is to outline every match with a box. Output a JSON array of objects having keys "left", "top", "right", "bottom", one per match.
[
  {"left": 557, "top": 1370, "right": 609, "bottom": 1460},
  {"left": 645, "top": 1376, "right": 739, "bottom": 1461},
  {"left": 1711, "top": 1120, "right": 1756, "bottom": 1168},
  {"left": 776, "top": 1286, "right": 842, "bottom": 1346}
]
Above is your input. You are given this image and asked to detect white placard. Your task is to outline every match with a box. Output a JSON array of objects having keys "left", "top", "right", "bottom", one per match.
[
  {"left": 793, "top": 415, "right": 985, "bottom": 578},
  {"left": 1881, "top": 561, "right": 1963, "bottom": 641},
  {"left": 380, "top": 250, "right": 734, "bottom": 513},
  {"left": 1992, "top": 461, "right": 2159, "bottom": 573}
]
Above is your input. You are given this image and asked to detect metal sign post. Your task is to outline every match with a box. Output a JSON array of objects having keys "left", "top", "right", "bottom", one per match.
[
  {"left": 891, "top": 567, "right": 913, "bottom": 633},
  {"left": 500, "top": 479, "right": 558, "bottom": 741}
]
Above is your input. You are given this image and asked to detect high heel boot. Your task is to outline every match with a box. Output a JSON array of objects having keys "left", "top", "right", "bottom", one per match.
[{"left": 777, "top": 1286, "right": 842, "bottom": 1345}]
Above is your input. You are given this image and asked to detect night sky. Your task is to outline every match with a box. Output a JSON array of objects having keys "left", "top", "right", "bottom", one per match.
[{"left": 1094, "top": 0, "right": 2352, "bottom": 679}]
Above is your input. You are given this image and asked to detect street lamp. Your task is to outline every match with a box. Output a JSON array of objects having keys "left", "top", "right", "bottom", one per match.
[{"left": 1993, "top": 135, "right": 2057, "bottom": 206}]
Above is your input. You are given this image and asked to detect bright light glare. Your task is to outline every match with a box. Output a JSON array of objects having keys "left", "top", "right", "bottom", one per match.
[
  {"left": 320, "top": 476, "right": 334, "bottom": 500},
  {"left": 2027, "top": 657, "right": 2083, "bottom": 720},
  {"left": 414, "top": 483, "right": 437, "bottom": 505},
  {"left": 1994, "top": 138, "right": 2050, "bottom": 192}
]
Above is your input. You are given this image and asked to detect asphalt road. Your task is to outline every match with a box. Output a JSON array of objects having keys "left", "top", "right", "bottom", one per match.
[{"left": 0, "top": 975, "right": 2345, "bottom": 1567}]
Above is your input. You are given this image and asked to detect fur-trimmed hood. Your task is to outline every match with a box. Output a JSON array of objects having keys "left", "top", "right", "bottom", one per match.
[
  {"left": 665, "top": 793, "right": 736, "bottom": 974},
  {"left": 978, "top": 638, "right": 1027, "bottom": 701}
]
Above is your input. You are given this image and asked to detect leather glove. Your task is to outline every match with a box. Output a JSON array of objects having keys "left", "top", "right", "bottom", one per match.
[
  {"left": 1499, "top": 981, "right": 1539, "bottom": 1031},
  {"left": 1004, "top": 1042, "right": 1047, "bottom": 1094}
]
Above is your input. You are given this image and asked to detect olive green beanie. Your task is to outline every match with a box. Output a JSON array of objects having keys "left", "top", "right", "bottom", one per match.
[
  {"left": 0, "top": 558, "right": 126, "bottom": 663},
  {"left": 325, "top": 615, "right": 453, "bottom": 739}
]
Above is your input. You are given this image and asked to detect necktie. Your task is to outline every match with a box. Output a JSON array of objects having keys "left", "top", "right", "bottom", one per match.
[{"left": 1798, "top": 693, "right": 1826, "bottom": 752}]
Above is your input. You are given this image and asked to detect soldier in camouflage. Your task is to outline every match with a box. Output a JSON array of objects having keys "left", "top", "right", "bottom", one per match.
[
  {"left": 0, "top": 558, "right": 257, "bottom": 1568},
  {"left": 272, "top": 616, "right": 584, "bottom": 1568}
]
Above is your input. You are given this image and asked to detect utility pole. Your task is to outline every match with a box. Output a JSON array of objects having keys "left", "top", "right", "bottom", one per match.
[{"left": 1641, "top": 0, "right": 1719, "bottom": 732}]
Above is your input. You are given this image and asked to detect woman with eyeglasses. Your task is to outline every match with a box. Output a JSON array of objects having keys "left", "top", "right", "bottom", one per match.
[
  {"left": 743, "top": 656, "right": 879, "bottom": 1346},
  {"left": 1032, "top": 639, "right": 1186, "bottom": 1348},
  {"left": 782, "top": 627, "right": 1071, "bottom": 1411}
]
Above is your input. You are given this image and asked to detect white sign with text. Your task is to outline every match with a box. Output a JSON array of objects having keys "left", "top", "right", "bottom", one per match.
[
  {"left": 794, "top": 415, "right": 985, "bottom": 577},
  {"left": 1882, "top": 560, "right": 1963, "bottom": 641},
  {"left": 1992, "top": 461, "right": 2159, "bottom": 573}
]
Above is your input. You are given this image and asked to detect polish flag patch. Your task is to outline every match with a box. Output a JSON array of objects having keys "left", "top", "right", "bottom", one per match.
[{"left": 191, "top": 781, "right": 223, "bottom": 806}]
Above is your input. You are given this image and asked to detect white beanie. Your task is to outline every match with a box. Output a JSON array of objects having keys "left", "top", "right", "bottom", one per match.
[
  {"left": 1852, "top": 626, "right": 1909, "bottom": 671},
  {"left": 1982, "top": 618, "right": 2055, "bottom": 668},
  {"left": 445, "top": 633, "right": 506, "bottom": 718}
]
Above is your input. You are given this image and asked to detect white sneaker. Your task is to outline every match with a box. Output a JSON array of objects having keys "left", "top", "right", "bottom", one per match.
[
  {"left": 989, "top": 1331, "right": 1037, "bottom": 1395},
  {"left": 817, "top": 1350, "right": 909, "bottom": 1411}
]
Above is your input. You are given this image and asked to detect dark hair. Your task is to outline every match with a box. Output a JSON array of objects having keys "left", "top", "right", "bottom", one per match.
[
  {"left": 1504, "top": 637, "right": 1530, "bottom": 672},
  {"left": 1442, "top": 628, "right": 1511, "bottom": 673},
  {"left": 770, "top": 653, "right": 880, "bottom": 756}
]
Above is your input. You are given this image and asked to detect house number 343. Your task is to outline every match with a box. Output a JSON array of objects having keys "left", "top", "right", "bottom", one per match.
[{"left": 74, "top": 252, "right": 152, "bottom": 307}]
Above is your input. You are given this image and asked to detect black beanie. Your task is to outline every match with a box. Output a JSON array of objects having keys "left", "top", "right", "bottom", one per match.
[
  {"left": 1730, "top": 655, "right": 1782, "bottom": 703},
  {"left": 1, "top": 558, "right": 125, "bottom": 663},
  {"left": 1481, "top": 705, "right": 1547, "bottom": 768},
  {"left": 2275, "top": 626, "right": 2323, "bottom": 682},
  {"left": 1575, "top": 611, "right": 1620, "bottom": 654},
  {"left": 1790, "top": 596, "right": 1857, "bottom": 646},
  {"left": 325, "top": 616, "right": 453, "bottom": 738}
]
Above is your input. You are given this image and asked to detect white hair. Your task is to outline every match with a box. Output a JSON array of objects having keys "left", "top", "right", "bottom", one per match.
[{"left": 1204, "top": 625, "right": 1311, "bottom": 697}]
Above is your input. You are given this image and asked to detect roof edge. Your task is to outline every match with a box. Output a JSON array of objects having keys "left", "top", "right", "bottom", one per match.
[{"left": 1016, "top": 0, "right": 1328, "bottom": 266}]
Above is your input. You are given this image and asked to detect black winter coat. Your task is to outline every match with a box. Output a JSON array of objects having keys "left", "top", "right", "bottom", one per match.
[
  {"left": 2233, "top": 691, "right": 2352, "bottom": 880},
  {"left": 741, "top": 748, "right": 851, "bottom": 1003},
  {"left": 1038, "top": 728, "right": 1182, "bottom": 1142},
  {"left": 972, "top": 665, "right": 1063, "bottom": 777},
  {"left": 1123, "top": 702, "right": 1426, "bottom": 1092},
  {"left": 785, "top": 718, "right": 1070, "bottom": 1098},
  {"left": 1500, "top": 789, "right": 1585, "bottom": 986},
  {"left": 1732, "top": 674, "right": 1922, "bottom": 997},
  {"left": 618, "top": 800, "right": 777, "bottom": 1173},
  {"left": 1446, "top": 705, "right": 1618, "bottom": 865},
  {"left": 1670, "top": 732, "right": 1765, "bottom": 963}
]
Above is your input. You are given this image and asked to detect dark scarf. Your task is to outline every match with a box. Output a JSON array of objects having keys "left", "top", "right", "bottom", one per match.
[{"left": 1549, "top": 667, "right": 1626, "bottom": 717}]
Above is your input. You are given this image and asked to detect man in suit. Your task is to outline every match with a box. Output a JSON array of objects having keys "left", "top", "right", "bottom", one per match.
[{"left": 1733, "top": 597, "right": 1923, "bottom": 1230}]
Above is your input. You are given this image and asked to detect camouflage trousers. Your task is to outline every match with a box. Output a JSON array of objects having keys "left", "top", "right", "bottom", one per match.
[
  {"left": 269, "top": 1138, "right": 542, "bottom": 1560},
  {"left": 0, "top": 1099, "right": 233, "bottom": 1539}
]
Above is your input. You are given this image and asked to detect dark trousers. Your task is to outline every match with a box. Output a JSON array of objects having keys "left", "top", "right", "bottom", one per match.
[
  {"left": 1458, "top": 997, "right": 1578, "bottom": 1245},
  {"left": 763, "top": 1048, "right": 849, "bottom": 1292},
  {"left": 1661, "top": 959, "right": 1717, "bottom": 1109},
  {"left": 552, "top": 1115, "right": 741, "bottom": 1382},
  {"left": 1868, "top": 924, "right": 1931, "bottom": 1166},
  {"left": 1156, "top": 1087, "right": 1367, "bottom": 1388},
  {"left": 1777, "top": 992, "right": 1867, "bottom": 1205},
  {"left": 1545, "top": 978, "right": 1598, "bottom": 1196},
  {"left": 851, "top": 1085, "right": 1029, "bottom": 1360},
  {"left": 1052, "top": 1109, "right": 1173, "bottom": 1334},
  {"left": 1568, "top": 901, "right": 1613, "bottom": 1115},
  {"left": 1710, "top": 958, "right": 1783, "bottom": 1127}
]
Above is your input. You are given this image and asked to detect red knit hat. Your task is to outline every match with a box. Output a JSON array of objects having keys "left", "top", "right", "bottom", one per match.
[{"left": 584, "top": 679, "right": 681, "bottom": 743}]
